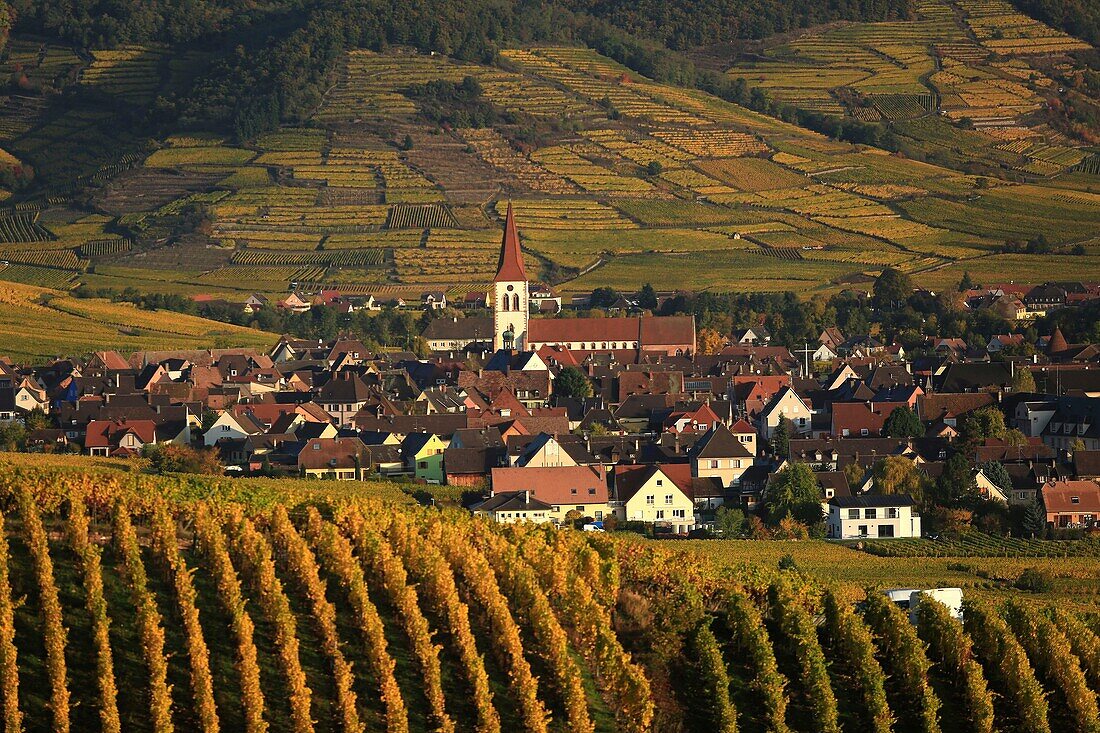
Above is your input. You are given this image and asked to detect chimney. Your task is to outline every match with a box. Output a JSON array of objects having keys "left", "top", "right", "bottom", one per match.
[{"left": 524, "top": 489, "right": 531, "bottom": 504}]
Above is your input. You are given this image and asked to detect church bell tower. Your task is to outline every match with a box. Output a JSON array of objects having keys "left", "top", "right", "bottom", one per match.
[{"left": 491, "top": 203, "right": 529, "bottom": 351}]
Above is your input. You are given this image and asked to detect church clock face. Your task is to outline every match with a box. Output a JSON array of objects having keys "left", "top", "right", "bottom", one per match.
[{"left": 506, "top": 285, "right": 514, "bottom": 292}]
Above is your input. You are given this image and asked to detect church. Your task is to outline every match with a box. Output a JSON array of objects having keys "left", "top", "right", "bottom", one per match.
[{"left": 488, "top": 204, "right": 697, "bottom": 357}]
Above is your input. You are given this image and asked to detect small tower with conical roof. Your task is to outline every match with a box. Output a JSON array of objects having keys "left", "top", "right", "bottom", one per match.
[
  {"left": 1047, "top": 326, "right": 1068, "bottom": 356},
  {"left": 491, "top": 203, "right": 529, "bottom": 351}
]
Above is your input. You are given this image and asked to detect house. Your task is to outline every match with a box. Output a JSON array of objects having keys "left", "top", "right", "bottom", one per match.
[
  {"left": 422, "top": 316, "right": 493, "bottom": 352},
  {"left": 934, "top": 363, "right": 1012, "bottom": 393},
  {"left": 832, "top": 401, "right": 907, "bottom": 438},
  {"left": 974, "top": 468, "right": 1009, "bottom": 503},
  {"left": 421, "top": 291, "right": 447, "bottom": 310},
  {"left": 490, "top": 465, "right": 611, "bottom": 523},
  {"left": 918, "top": 392, "right": 995, "bottom": 427},
  {"left": 529, "top": 285, "right": 562, "bottom": 315},
  {"left": 733, "top": 327, "right": 768, "bottom": 345},
  {"left": 318, "top": 372, "right": 373, "bottom": 428},
  {"left": 729, "top": 418, "right": 758, "bottom": 457},
  {"left": 298, "top": 437, "right": 372, "bottom": 480},
  {"left": 25, "top": 429, "right": 70, "bottom": 452},
  {"left": 663, "top": 402, "right": 723, "bottom": 434},
  {"left": 759, "top": 386, "right": 812, "bottom": 440},
  {"left": 473, "top": 491, "right": 553, "bottom": 524},
  {"left": 819, "top": 327, "right": 845, "bottom": 354},
  {"left": 243, "top": 294, "right": 270, "bottom": 313},
  {"left": 613, "top": 463, "right": 696, "bottom": 532},
  {"left": 1041, "top": 480, "right": 1100, "bottom": 529},
  {"left": 12, "top": 377, "right": 49, "bottom": 416},
  {"left": 813, "top": 342, "right": 839, "bottom": 362},
  {"left": 0, "top": 389, "right": 14, "bottom": 422},
  {"left": 203, "top": 410, "right": 264, "bottom": 447},
  {"left": 1025, "top": 284, "right": 1067, "bottom": 312},
  {"left": 278, "top": 292, "right": 312, "bottom": 313},
  {"left": 513, "top": 433, "right": 580, "bottom": 467},
  {"left": 689, "top": 424, "right": 755, "bottom": 489},
  {"left": 1074, "top": 450, "right": 1100, "bottom": 479},
  {"left": 444, "top": 447, "right": 499, "bottom": 487},
  {"left": 402, "top": 433, "right": 448, "bottom": 483},
  {"left": 84, "top": 419, "right": 157, "bottom": 456},
  {"left": 986, "top": 334, "right": 1025, "bottom": 353},
  {"left": 826, "top": 495, "right": 921, "bottom": 539},
  {"left": 1037, "top": 396, "right": 1100, "bottom": 453}
]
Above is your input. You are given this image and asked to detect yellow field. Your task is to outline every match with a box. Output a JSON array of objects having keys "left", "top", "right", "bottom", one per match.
[
  {"left": 679, "top": 539, "right": 1100, "bottom": 610},
  {"left": 0, "top": 282, "right": 277, "bottom": 361}
]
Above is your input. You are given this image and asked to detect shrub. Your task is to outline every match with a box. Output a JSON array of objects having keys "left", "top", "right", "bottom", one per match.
[{"left": 1015, "top": 568, "right": 1053, "bottom": 593}]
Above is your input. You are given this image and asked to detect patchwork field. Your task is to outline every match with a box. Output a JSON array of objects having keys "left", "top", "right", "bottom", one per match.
[
  {"left": 720, "top": 0, "right": 1092, "bottom": 177},
  {"left": 0, "top": 13, "right": 1096, "bottom": 302}
]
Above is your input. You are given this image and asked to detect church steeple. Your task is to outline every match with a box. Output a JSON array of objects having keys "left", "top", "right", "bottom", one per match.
[
  {"left": 490, "top": 202, "right": 529, "bottom": 352},
  {"left": 494, "top": 202, "right": 528, "bottom": 283}
]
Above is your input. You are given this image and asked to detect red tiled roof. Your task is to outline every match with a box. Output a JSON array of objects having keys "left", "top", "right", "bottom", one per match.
[
  {"left": 297, "top": 437, "right": 371, "bottom": 470},
  {"left": 1042, "top": 480, "right": 1100, "bottom": 513},
  {"left": 494, "top": 203, "right": 528, "bottom": 282},
  {"left": 639, "top": 316, "right": 695, "bottom": 347},
  {"left": 831, "top": 402, "right": 907, "bottom": 436},
  {"left": 917, "top": 392, "right": 994, "bottom": 421},
  {"left": 84, "top": 419, "right": 157, "bottom": 448},
  {"left": 527, "top": 316, "right": 694, "bottom": 348},
  {"left": 529, "top": 317, "right": 640, "bottom": 344},
  {"left": 535, "top": 344, "right": 580, "bottom": 368},
  {"left": 490, "top": 465, "right": 607, "bottom": 505}
]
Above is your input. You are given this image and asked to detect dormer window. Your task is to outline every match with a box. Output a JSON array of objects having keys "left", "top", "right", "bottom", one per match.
[{"left": 1071, "top": 496, "right": 1080, "bottom": 504}]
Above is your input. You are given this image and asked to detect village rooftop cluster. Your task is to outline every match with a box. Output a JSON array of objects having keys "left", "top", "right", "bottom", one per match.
[{"left": 2, "top": 213, "right": 1099, "bottom": 540}]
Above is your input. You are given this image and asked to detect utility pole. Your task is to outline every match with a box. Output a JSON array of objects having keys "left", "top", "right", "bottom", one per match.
[{"left": 794, "top": 342, "right": 814, "bottom": 377}]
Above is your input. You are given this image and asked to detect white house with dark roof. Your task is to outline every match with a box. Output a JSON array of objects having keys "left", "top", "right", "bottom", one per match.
[
  {"left": 473, "top": 490, "right": 553, "bottom": 524},
  {"left": 827, "top": 495, "right": 921, "bottom": 539}
]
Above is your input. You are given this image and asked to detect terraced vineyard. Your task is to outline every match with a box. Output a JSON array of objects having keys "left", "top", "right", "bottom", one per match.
[
  {"left": 0, "top": 463, "right": 1096, "bottom": 733},
  {"left": 721, "top": 0, "right": 1091, "bottom": 178},
  {"left": 0, "top": 2, "right": 1096, "bottom": 299}
]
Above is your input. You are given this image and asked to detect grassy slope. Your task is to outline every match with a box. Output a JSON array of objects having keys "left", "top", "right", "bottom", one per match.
[{"left": 0, "top": 281, "right": 279, "bottom": 360}]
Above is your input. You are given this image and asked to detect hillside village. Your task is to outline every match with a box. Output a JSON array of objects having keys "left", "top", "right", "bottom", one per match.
[{"left": 2, "top": 213, "right": 1099, "bottom": 541}]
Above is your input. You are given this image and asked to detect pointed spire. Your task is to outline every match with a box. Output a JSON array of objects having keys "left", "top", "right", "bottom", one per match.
[{"left": 494, "top": 202, "right": 528, "bottom": 283}]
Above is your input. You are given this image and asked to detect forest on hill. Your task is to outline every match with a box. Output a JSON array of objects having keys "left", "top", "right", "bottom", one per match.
[{"left": 9, "top": 0, "right": 913, "bottom": 139}]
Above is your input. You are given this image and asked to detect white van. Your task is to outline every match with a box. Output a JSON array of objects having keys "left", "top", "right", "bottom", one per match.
[{"left": 884, "top": 587, "right": 964, "bottom": 624}]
